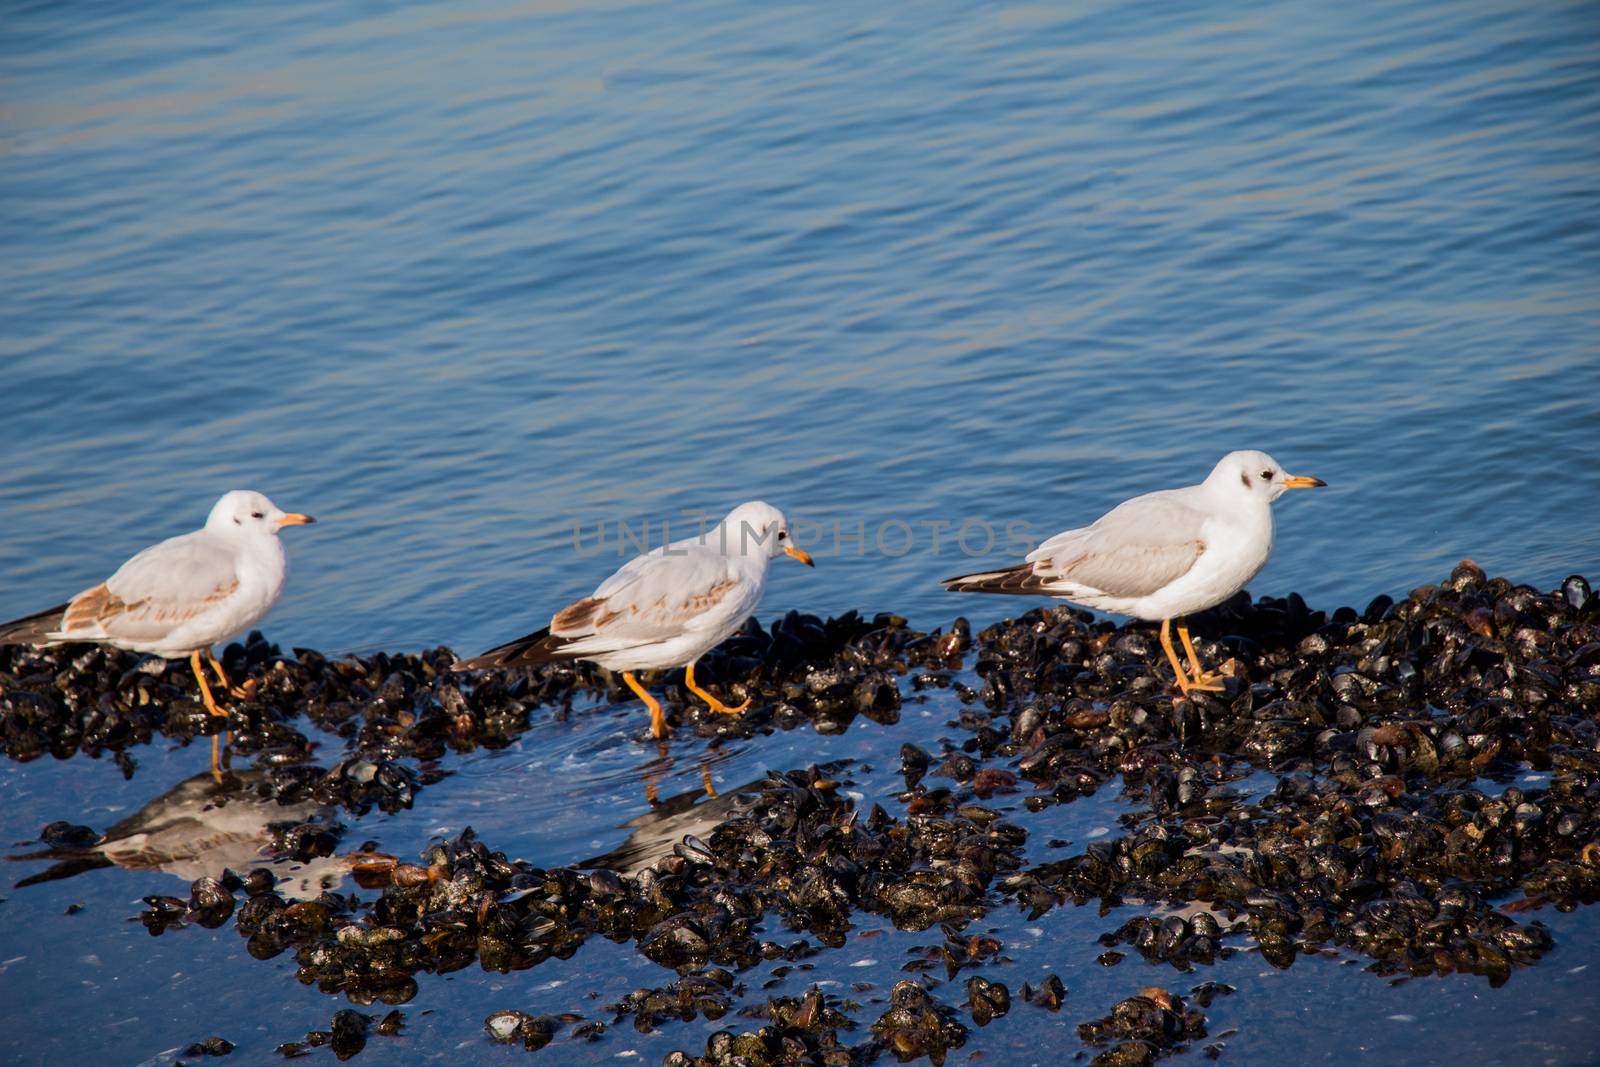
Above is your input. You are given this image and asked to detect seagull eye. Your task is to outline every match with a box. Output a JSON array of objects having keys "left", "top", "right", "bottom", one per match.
[
  {"left": 251, "top": 511, "right": 265, "bottom": 519},
  {"left": 777, "top": 529, "right": 787, "bottom": 541},
  {"left": 1259, "top": 470, "right": 1273, "bottom": 481}
]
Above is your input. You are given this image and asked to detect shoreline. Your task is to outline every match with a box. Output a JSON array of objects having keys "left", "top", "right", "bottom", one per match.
[{"left": 3, "top": 560, "right": 1597, "bottom": 1064}]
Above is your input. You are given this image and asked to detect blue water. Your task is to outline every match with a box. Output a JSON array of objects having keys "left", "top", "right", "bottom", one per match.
[
  {"left": 2, "top": 0, "right": 1599, "bottom": 1063},
  {"left": 2, "top": 0, "right": 1596, "bottom": 658}
]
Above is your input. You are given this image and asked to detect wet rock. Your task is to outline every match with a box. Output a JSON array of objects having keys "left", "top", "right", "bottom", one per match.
[
  {"left": 9, "top": 563, "right": 1600, "bottom": 1059},
  {"left": 964, "top": 976, "right": 1010, "bottom": 1026},
  {"left": 640, "top": 915, "right": 714, "bottom": 972},
  {"left": 181, "top": 1036, "right": 234, "bottom": 1057},
  {"left": 329, "top": 1009, "right": 370, "bottom": 1060},
  {"left": 269, "top": 1009, "right": 401, "bottom": 1061},
  {"left": 139, "top": 894, "right": 189, "bottom": 935},
  {"left": 188, "top": 876, "right": 236, "bottom": 928},
  {"left": 1097, "top": 914, "right": 1225, "bottom": 970},
  {"left": 608, "top": 972, "right": 735, "bottom": 1033},
  {"left": 1021, "top": 974, "right": 1066, "bottom": 1010},
  {"left": 485, "top": 1010, "right": 558, "bottom": 1050},
  {"left": 900, "top": 744, "right": 932, "bottom": 787},
  {"left": 871, "top": 981, "right": 967, "bottom": 1066},
  {"left": 1077, "top": 988, "right": 1206, "bottom": 1062},
  {"left": 992, "top": 565, "right": 1599, "bottom": 989}
]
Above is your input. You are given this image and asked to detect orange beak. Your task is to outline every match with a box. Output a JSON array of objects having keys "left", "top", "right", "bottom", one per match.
[
  {"left": 276, "top": 513, "right": 316, "bottom": 526},
  {"left": 1281, "top": 475, "right": 1326, "bottom": 490},
  {"left": 785, "top": 544, "right": 815, "bottom": 567}
]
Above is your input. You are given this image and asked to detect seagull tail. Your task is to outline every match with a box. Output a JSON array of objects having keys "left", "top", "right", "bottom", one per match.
[
  {"left": 452, "top": 626, "right": 581, "bottom": 672},
  {"left": 7, "top": 847, "right": 115, "bottom": 888},
  {"left": 942, "top": 564, "right": 1053, "bottom": 596},
  {"left": 0, "top": 603, "right": 71, "bottom": 647}
]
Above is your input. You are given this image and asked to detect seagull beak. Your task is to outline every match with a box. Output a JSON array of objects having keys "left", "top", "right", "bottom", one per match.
[
  {"left": 785, "top": 544, "right": 815, "bottom": 567},
  {"left": 1281, "top": 475, "right": 1326, "bottom": 490},
  {"left": 276, "top": 513, "right": 316, "bottom": 526}
]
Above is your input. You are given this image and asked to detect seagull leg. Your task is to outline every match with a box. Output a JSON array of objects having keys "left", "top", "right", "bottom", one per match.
[
  {"left": 1158, "top": 618, "right": 1193, "bottom": 694},
  {"left": 701, "top": 762, "right": 718, "bottom": 799},
  {"left": 684, "top": 661, "right": 750, "bottom": 716},
  {"left": 191, "top": 650, "right": 229, "bottom": 717},
  {"left": 1176, "top": 621, "right": 1226, "bottom": 692},
  {"left": 205, "top": 648, "right": 255, "bottom": 701},
  {"left": 623, "top": 671, "right": 668, "bottom": 739},
  {"left": 191, "top": 650, "right": 231, "bottom": 781}
]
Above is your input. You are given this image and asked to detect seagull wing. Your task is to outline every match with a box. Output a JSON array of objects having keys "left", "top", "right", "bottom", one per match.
[
  {"left": 945, "top": 488, "right": 1207, "bottom": 599},
  {"left": 1026, "top": 490, "right": 1207, "bottom": 598},
  {"left": 454, "top": 544, "right": 754, "bottom": 670},
  {"left": 55, "top": 531, "right": 241, "bottom": 645},
  {"left": 554, "top": 545, "right": 750, "bottom": 650}
]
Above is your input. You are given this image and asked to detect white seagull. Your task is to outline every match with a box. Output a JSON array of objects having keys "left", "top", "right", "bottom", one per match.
[
  {"left": 0, "top": 490, "right": 315, "bottom": 771},
  {"left": 454, "top": 501, "right": 814, "bottom": 738},
  {"left": 944, "top": 450, "right": 1325, "bottom": 696}
]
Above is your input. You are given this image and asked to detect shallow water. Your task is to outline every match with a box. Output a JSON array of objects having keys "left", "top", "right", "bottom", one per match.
[
  {"left": 3, "top": 0, "right": 1598, "bottom": 656},
  {"left": 2, "top": 0, "right": 1598, "bottom": 1063},
  {"left": 4, "top": 663, "right": 1599, "bottom": 1065}
]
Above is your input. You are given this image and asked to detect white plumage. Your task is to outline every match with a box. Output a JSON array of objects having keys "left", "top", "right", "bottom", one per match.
[
  {"left": 0, "top": 490, "right": 314, "bottom": 657},
  {"left": 0, "top": 490, "right": 316, "bottom": 776},
  {"left": 945, "top": 450, "right": 1324, "bottom": 695},
  {"left": 456, "top": 500, "right": 814, "bottom": 737}
]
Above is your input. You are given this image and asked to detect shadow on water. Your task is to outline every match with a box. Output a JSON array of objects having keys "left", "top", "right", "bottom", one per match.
[
  {"left": 579, "top": 776, "right": 768, "bottom": 877},
  {"left": 6, "top": 769, "right": 348, "bottom": 901}
]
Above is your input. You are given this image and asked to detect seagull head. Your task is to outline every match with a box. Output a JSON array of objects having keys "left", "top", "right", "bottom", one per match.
[
  {"left": 207, "top": 490, "right": 317, "bottom": 537},
  {"left": 1209, "top": 450, "right": 1326, "bottom": 504},
  {"left": 717, "top": 501, "right": 814, "bottom": 566}
]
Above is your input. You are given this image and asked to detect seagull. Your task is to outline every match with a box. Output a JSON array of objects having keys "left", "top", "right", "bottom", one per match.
[
  {"left": 0, "top": 490, "right": 315, "bottom": 773},
  {"left": 943, "top": 450, "right": 1325, "bottom": 696},
  {"left": 454, "top": 500, "right": 814, "bottom": 738}
]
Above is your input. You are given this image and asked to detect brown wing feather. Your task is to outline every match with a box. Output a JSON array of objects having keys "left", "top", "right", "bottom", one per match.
[
  {"left": 48, "top": 577, "right": 242, "bottom": 644},
  {"left": 452, "top": 626, "right": 583, "bottom": 671},
  {"left": 942, "top": 563, "right": 1058, "bottom": 596},
  {"left": 551, "top": 596, "right": 620, "bottom": 634},
  {"left": 62, "top": 584, "right": 142, "bottom": 633},
  {"left": 454, "top": 594, "right": 625, "bottom": 672},
  {"left": 454, "top": 601, "right": 651, "bottom": 672},
  {"left": 0, "top": 602, "right": 72, "bottom": 647},
  {"left": 455, "top": 591, "right": 620, "bottom": 672},
  {"left": 677, "top": 578, "right": 738, "bottom": 617}
]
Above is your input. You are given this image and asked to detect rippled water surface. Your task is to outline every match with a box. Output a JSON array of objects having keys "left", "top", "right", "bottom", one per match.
[{"left": 2, "top": 0, "right": 1597, "bottom": 1063}]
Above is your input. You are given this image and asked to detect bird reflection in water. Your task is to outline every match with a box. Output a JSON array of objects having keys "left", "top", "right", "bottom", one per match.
[
  {"left": 638, "top": 739, "right": 731, "bottom": 805},
  {"left": 580, "top": 773, "right": 765, "bottom": 877},
  {"left": 7, "top": 769, "right": 348, "bottom": 900}
]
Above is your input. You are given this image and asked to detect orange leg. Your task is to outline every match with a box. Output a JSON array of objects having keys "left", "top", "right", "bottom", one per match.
[
  {"left": 623, "top": 671, "right": 667, "bottom": 739},
  {"left": 684, "top": 661, "right": 750, "bottom": 716},
  {"left": 191, "top": 650, "right": 230, "bottom": 781},
  {"left": 701, "top": 762, "right": 718, "bottom": 799},
  {"left": 1176, "top": 621, "right": 1225, "bottom": 691},
  {"left": 1157, "top": 618, "right": 1191, "bottom": 695},
  {"left": 205, "top": 648, "right": 254, "bottom": 700}
]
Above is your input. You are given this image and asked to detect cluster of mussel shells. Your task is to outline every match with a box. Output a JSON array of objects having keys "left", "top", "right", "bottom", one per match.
[
  {"left": 37, "top": 562, "right": 1600, "bottom": 1061},
  {"left": 1074, "top": 984, "right": 1221, "bottom": 1066},
  {"left": 0, "top": 609, "right": 934, "bottom": 802},
  {"left": 273, "top": 1008, "right": 403, "bottom": 1060},
  {"left": 987, "top": 563, "right": 1598, "bottom": 990}
]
